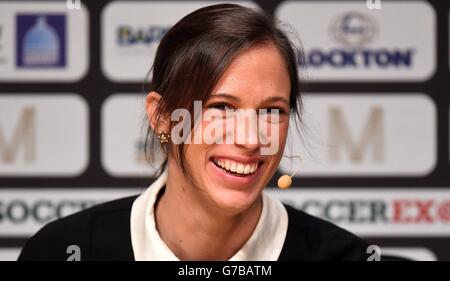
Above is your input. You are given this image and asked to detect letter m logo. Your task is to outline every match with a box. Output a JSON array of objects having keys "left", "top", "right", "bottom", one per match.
[
  {"left": 367, "top": 0, "right": 382, "bottom": 10},
  {"left": 0, "top": 107, "right": 36, "bottom": 163}
]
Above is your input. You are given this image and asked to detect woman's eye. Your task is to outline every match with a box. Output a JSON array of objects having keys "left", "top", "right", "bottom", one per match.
[
  {"left": 261, "top": 108, "right": 285, "bottom": 115},
  {"left": 208, "top": 103, "right": 233, "bottom": 111}
]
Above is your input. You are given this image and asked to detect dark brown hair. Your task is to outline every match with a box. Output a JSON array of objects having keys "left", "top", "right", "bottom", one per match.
[{"left": 144, "top": 3, "right": 303, "bottom": 178}]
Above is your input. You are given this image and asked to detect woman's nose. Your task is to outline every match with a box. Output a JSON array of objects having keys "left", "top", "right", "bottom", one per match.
[{"left": 234, "top": 109, "right": 260, "bottom": 152}]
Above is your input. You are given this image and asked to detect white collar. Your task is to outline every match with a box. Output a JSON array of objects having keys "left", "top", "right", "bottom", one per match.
[{"left": 130, "top": 167, "right": 288, "bottom": 261}]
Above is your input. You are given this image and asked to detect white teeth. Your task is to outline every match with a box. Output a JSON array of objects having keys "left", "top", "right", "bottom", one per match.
[
  {"left": 243, "top": 165, "right": 251, "bottom": 174},
  {"left": 230, "top": 163, "right": 236, "bottom": 172},
  {"left": 213, "top": 158, "right": 259, "bottom": 175},
  {"left": 236, "top": 164, "right": 244, "bottom": 174}
]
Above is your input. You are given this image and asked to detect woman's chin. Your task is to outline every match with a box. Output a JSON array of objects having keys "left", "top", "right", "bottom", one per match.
[{"left": 206, "top": 187, "right": 260, "bottom": 215}]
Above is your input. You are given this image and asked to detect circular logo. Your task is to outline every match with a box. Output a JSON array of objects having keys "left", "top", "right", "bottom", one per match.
[{"left": 330, "top": 12, "right": 378, "bottom": 46}]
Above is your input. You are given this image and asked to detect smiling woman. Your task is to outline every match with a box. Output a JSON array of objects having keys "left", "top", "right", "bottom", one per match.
[{"left": 18, "top": 3, "right": 370, "bottom": 261}]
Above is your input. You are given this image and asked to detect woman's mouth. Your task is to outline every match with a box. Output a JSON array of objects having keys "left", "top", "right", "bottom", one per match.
[
  {"left": 212, "top": 158, "right": 259, "bottom": 177},
  {"left": 208, "top": 156, "right": 263, "bottom": 185}
]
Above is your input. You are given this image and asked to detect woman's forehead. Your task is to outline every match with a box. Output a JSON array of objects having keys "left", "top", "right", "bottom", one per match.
[{"left": 210, "top": 44, "right": 291, "bottom": 98}]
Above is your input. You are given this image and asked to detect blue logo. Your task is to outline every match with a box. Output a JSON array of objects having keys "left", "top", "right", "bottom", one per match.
[
  {"left": 16, "top": 14, "right": 66, "bottom": 68},
  {"left": 331, "top": 12, "right": 377, "bottom": 47},
  {"left": 117, "top": 25, "right": 169, "bottom": 46},
  {"left": 299, "top": 12, "right": 415, "bottom": 69}
]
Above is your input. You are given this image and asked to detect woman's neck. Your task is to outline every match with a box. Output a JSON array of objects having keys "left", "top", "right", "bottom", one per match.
[{"left": 154, "top": 165, "right": 262, "bottom": 261}]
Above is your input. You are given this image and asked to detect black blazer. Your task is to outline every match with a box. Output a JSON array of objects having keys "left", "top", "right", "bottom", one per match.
[{"left": 18, "top": 195, "right": 370, "bottom": 261}]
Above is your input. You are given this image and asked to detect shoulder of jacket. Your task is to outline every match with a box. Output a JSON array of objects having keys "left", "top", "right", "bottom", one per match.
[
  {"left": 18, "top": 195, "right": 139, "bottom": 261},
  {"left": 281, "top": 204, "right": 370, "bottom": 261}
]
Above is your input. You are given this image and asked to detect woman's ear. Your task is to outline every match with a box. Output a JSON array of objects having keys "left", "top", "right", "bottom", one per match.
[{"left": 146, "top": 91, "right": 170, "bottom": 132}]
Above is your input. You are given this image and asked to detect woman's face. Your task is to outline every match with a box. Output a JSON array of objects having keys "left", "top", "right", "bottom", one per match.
[{"left": 182, "top": 42, "right": 291, "bottom": 213}]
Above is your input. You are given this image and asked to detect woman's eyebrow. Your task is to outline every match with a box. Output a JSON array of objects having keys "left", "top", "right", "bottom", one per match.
[
  {"left": 210, "top": 93, "right": 290, "bottom": 106},
  {"left": 209, "top": 93, "right": 241, "bottom": 102},
  {"left": 264, "top": 96, "right": 290, "bottom": 107}
]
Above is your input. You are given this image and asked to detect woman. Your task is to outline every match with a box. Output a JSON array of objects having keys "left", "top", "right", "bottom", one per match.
[{"left": 18, "top": 4, "right": 369, "bottom": 261}]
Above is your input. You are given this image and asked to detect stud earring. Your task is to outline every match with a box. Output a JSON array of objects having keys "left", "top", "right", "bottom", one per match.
[{"left": 157, "top": 130, "right": 170, "bottom": 144}]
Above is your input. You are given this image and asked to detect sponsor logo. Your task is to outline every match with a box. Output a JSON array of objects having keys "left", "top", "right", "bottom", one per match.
[
  {"left": 276, "top": 1, "right": 436, "bottom": 81},
  {"left": 0, "top": 189, "right": 140, "bottom": 236},
  {"left": 0, "top": 2, "right": 88, "bottom": 81},
  {"left": 279, "top": 94, "right": 436, "bottom": 176},
  {"left": 102, "top": 1, "right": 259, "bottom": 81},
  {"left": 117, "top": 25, "right": 169, "bottom": 49},
  {"left": 297, "top": 199, "right": 450, "bottom": 224},
  {"left": 331, "top": 12, "right": 378, "bottom": 46},
  {"left": 0, "top": 198, "right": 99, "bottom": 225},
  {"left": 0, "top": 95, "right": 88, "bottom": 176},
  {"left": 267, "top": 189, "right": 450, "bottom": 236},
  {"left": 0, "top": 106, "right": 36, "bottom": 163},
  {"left": 300, "top": 11, "right": 415, "bottom": 69},
  {"left": 16, "top": 14, "right": 66, "bottom": 68}
]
